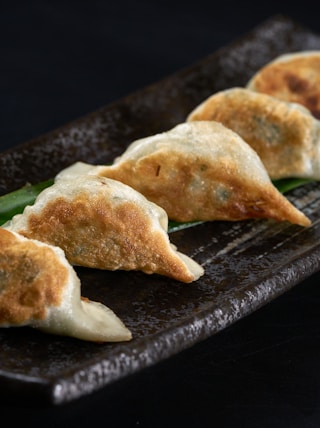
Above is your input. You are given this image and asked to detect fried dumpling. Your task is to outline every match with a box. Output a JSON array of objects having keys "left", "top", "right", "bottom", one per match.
[
  {"left": 4, "top": 175, "right": 203, "bottom": 283},
  {"left": 55, "top": 121, "right": 310, "bottom": 227},
  {"left": 187, "top": 87, "right": 320, "bottom": 180},
  {"left": 247, "top": 51, "right": 320, "bottom": 119},
  {"left": 0, "top": 227, "right": 132, "bottom": 342}
]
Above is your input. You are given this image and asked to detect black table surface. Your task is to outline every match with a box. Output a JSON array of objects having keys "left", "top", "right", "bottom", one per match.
[{"left": 2, "top": 1, "right": 320, "bottom": 427}]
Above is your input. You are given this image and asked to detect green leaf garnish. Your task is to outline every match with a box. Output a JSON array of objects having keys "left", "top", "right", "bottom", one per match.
[
  {"left": 272, "top": 177, "right": 313, "bottom": 193},
  {"left": 0, "top": 179, "right": 54, "bottom": 226}
]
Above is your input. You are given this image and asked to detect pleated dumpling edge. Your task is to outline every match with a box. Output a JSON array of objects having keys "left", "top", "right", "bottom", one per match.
[
  {"left": 0, "top": 227, "right": 132, "bottom": 342},
  {"left": 187, "top": 87, "right": 320, "bottom": 181},
  {"left": 5, "top": 175, "right": 204, "bottom": 283}
]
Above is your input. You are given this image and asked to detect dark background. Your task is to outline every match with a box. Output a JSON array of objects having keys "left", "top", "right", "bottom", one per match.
[{"left": 2, "top": 1, "right": 320, "bottom": 427}]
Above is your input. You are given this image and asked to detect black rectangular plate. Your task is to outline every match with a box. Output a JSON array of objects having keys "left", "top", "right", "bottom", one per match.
[{"left": 1, "top": 15, "right": 320, "bottom": 405}]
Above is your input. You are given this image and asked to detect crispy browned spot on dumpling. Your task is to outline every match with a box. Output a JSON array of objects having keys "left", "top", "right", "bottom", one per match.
[
  {"left": 187, "top": 88, "right": 320, "bottom": 181},
  {"left": 5, "top": 176, "right": 204, "bottom": 283},
  {"left": 247, "top": 51, "right": 320, "bottom": 119},
  {"left": 0, "top": 228, "right": 132, "bottom": 342},
  {"left": 55, "top": 121, "right": 311, "bottom": 227}
]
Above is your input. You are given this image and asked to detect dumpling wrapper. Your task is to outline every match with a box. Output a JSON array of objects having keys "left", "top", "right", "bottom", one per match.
[
  {"left": 55, "top": 121, "right": 310, "bottom": 227},
  {"left": 187, "top": 87, "right": 320, "bottom": 181},
  {"left": 5, "top": 175, "right": 203, "bottom": 283},
  {"left": 0, "top": 227, "right": 132, "bottom": 342},
  {"left": 247, "top": 51, "right": 320, "bottom": 119}
]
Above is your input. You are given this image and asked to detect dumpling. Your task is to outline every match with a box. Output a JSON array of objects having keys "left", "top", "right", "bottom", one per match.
[
  {"left": 0, "top": 227, "right": 132, "bottom": 342},
  {"left": 246, "top": 51, "right": 320, "bottom": 119},
  {"left": 4, "top": 175, "right": 204, "bottom": 283},
  {"left": 187, "top": 87, "right": 320, "bottom": 181},
  {"left": 55, "top": 121, "right": 310, "bottom": 227}
]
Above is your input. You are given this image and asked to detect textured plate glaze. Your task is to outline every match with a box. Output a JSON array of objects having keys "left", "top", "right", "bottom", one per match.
[{"left": 1, "top": 15, "right": 320, "bottom": 405}]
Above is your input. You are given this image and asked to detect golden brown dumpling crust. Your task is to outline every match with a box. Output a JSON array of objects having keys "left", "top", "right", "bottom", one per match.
[
  {"left": 93, "top": 122, "right": 310, "bottom": 226},
  {"left": 104, "top": 152, "right": 310, "bottom": 225},
  {"left": 22, "top": 195, "right": 170, "bottom": 272},
  {"left": 0, "top": 228, "right": 67, "bottom": 325},
  {"left": 187, "top": 88, "right": 320, "bottom": 180},
  {"left": 10, "top": 177, "right": 203, "bottom": 283},
  {"left": 247, "top": 52, "right": 320, "bottom": 118}
]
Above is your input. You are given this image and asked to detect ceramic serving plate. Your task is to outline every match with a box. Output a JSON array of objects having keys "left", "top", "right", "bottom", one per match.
[{"left": 1, "top": 15, "right": 320, "bottom": 405}]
